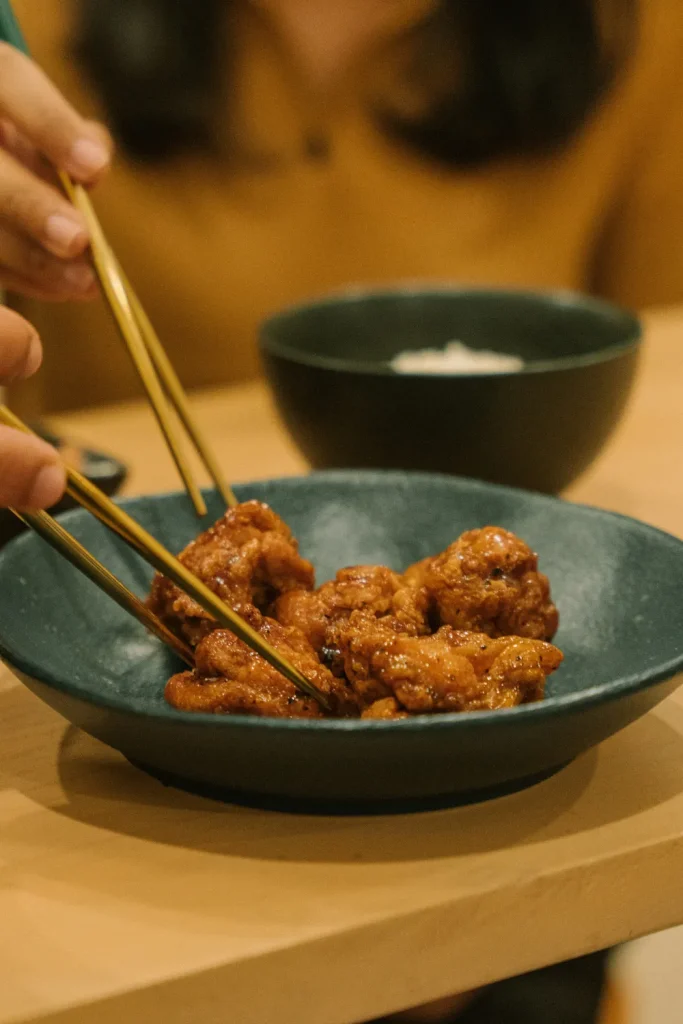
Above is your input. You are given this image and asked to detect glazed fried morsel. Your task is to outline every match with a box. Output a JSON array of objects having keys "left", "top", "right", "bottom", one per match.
[
  {"left": 148, "top": 501, "right": 315, "bottom": 645},
  {"left": 361, "top": 697, "right": 409, "bottom": 720},
  {"left": 275, "top": 564, "right": 429, "bottom": 653},
  {"left": 409, "top": 526, "right": 559, "bottom": 641},
  {"left": 165, "top": 613, "right": 359, "bottom": 718},
  {"left": 335, "top": 611, "right": 563, "bottom": 714}
]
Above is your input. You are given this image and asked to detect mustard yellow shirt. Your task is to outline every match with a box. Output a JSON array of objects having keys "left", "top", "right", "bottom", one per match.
[{"left": 11, "top": 0, "right": 683, "bottom": 414}]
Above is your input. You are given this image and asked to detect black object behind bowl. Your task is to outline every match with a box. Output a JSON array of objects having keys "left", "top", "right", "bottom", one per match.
[
  {"left": 260, "top": 288, "right": 641, "bottom": 494},
  {"left": 0, "top": 471, "right": 680, "bottom": 811},
  {"left": 0, "top": 425, "right": 128, "bottom": 548}
]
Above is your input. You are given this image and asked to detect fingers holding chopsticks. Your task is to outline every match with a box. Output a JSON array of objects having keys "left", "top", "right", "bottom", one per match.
[
  {"left": 0, "top": 43, "right": 112, "bottom": 298},
  {"left": 0, "top": 222, "right": 97, "bottom": 299},
  {"left": 0, "top": 44, "right": 111, "bottom": 183},
  {"left": 0, "top": 305, "right": 65, "bottom": 509},
  {"left": 0, "top": 425, "right": 65, "bottom": 508}
]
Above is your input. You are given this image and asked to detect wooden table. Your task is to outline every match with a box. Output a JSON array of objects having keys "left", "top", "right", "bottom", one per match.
[{"left": 1, "top": 312, "right": 682, "bottom": 1024}]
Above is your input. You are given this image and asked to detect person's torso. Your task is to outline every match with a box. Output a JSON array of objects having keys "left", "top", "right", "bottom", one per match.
[{"left": 10, "top": 0, "right": 673, "bottom": 413}]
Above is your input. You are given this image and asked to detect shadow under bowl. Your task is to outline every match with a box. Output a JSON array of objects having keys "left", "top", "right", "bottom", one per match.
[
  {"left": 0, "top": 471, "right": 680, "bottom": 812},
  {"left": 260, "top": 287, "right": 641, "bottom": 495}
]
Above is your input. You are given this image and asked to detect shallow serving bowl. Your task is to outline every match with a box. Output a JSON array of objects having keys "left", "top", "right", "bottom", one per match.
[
  {"left": 260, "top": 287, "right": 641, "bottom": 494},
  {"left": 0, "top": 471, "right": 681, "bottom": 812}
]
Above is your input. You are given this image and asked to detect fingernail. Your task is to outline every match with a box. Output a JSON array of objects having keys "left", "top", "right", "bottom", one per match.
[
  {"left": 70, "top": 137, "right": 110, "bottom": 177},
  {"left": 45, "top": 213, "right": 88, "bottom": 256},
  {"left": 26, "top": 462, "right": 66, "bottom": 510},
  {"left": 8, "top": 332, "right": 42, "bottom": 381},
  {"left": 21, "top": 333, "right": 42, "bottom": 378},
  {"left": 62, "top": 264, "right": 96, "bottom": 292}
]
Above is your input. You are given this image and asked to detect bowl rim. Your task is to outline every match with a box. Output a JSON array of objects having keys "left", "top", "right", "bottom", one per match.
[
  {"left": 1, "top": 470, "right": 681, "bottom": 734},
  {"left": 259, "top": 285, "right": 642, "bottom": 378}
]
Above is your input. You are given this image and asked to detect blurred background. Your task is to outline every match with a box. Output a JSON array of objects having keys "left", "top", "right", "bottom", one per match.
[{"left": 8, "top": 0, "right": 683, "bottom": 421}]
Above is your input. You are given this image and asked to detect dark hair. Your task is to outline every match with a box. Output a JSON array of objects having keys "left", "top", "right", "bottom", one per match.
[{"left": 74, "top": 0, "right": 636, "bottom": 167}]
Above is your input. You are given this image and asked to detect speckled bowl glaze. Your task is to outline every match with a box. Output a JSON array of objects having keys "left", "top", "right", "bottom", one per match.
[
  {"left": 0, "top": 471, "right": 680, "bottom": 813},
  {"left": 260, "top": 288, "right": 641, "bottom": 494}
]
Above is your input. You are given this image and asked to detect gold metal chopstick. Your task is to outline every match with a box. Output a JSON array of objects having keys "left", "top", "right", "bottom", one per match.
[
  {"left": 81, "top": 489, "right": 330, "bottom": 707},
  {"left": 117, "top": 264, "right": 238, "bottom": 510},
  {"left": 0, "top": 408, "right": 330, "bottom": 709},
  {"left": 0, "top": 7, "right": 202, "bottom": 516},
  {"left": 13, "top": 508, "right": 194, "bottom": 666},
  {"left": 4, "top": 10, "right": 306, "bottom": 687},
  {"left": 60, "top": 175, "right": 207, "bottom": 518},
  {"left": 79, "top": 491, "right": 330, "bottom": 708},
  {"left": 6, "top": 5, "right": 217, "bottom": 518},
  {"left": 66, "top": 178, "right": 236, "bottom": 510}
]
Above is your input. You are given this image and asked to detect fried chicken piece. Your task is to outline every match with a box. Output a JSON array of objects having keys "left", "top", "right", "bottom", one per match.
[
  {"left": 165, "top": 613, "right": 359, "bottom": 719},
  {"left": 148, "top": 500, "right": 315, "bottom": 645},
  {"left": 361, "top": 697, "right": 409, "bottom": 720},
  {"left": 409, "top": 526, "right": 558, "bottom": 641},
  {"left": 335, "top": 611, "right": 562, "bottom": 713},
  {"left": 329, "top": 613, "right": 410, "bottom": 706},
  {"left": 275, "top": 564, "right": 429, "bottom": 654}
]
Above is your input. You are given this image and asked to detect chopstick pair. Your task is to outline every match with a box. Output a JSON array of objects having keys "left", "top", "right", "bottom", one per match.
[
  {"left": 61, "top": 175, "right": 237, "bottom": 518},
  {"left": 0, "top": 408, "right": 330, "bottom": 711},
  {"left": 0, "top": 1, "right": 234, "bottom": 518},
  {"left": 0, "top": 8, "right": 327, "bottom": 705},
  {"left": 15, "top": 507, "right": 195, "bottom": 667}
]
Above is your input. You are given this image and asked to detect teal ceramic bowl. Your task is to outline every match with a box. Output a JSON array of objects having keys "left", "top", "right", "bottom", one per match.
[
  {"left": 0, "top": 471, "right": 681, "bottom": 812},
  {"left": 260, "top": 288, "right": 641, "bottom": 494}
]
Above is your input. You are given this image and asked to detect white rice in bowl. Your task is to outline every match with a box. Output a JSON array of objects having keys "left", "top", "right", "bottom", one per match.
[{"left": 390, "top": 340, "right": 524, "bottom": 374}]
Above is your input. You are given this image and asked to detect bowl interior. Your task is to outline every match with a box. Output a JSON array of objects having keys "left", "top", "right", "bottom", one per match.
[
  {"left": 262, "top": 288, "right": 640, "bottom": 373},
  {"left": 0, "top": 472, "right": 682, "bottom": 725}
]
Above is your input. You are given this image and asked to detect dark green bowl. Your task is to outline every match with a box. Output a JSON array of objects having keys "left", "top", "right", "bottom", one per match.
[
  {"left": 260, "top": 288, "right": 641, "bottom": 494},
  {"left": 0, "top": 471, "right": 680, "bottom": 813}
]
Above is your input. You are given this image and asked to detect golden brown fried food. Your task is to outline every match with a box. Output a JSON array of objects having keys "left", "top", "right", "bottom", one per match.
[
  {"left": 165, "top": 613, "right": 359, "bottom": 718},
  {"left": 361, "top": 697, "right": 409, "bottom": 720},
  {"left": 148, "top": 501, "right": 315, "bottom": 645},
  {"left": 410, "top": 526, "right": 558, "bottom": 641},
  {"left": 161, "top": 515, "right": 565, "bottom": 721},
  {"left": 275, "top": 564, "right": 429, "bottom": 654},
  {"left": 335, "top": 611, "right": 562, "bottom": 713}
]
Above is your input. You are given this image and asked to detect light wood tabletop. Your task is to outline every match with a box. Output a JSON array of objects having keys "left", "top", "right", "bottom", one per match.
[{"left": 1, "top": 310, "right": 682, "bottom": 1024}]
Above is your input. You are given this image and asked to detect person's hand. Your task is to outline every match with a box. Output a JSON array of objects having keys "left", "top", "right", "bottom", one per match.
[
  {"left": 0, "top": 305, "right": 65, "bottom": 509},
  {"left": 0, "top": 43, "right": 112, "bottom": 301}
]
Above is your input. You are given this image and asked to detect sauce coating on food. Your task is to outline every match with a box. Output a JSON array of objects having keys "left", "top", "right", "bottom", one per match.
[{"left": 154, "top": 505, "right": 562, "bottom": 718}]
